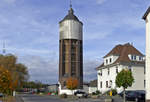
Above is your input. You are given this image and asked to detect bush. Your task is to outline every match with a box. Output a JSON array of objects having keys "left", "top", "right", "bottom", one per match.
[
  {"left": 92, "top": 90, "right": 101, "bottom": 95},
  {"left": 112, "top": 89, "right": 117, "bottom": 96},
  {"left": 60, "top": 93, "right": 67, "bottom": 98},
  {"left": 95, "top": 90, "right": 101, "bottom": 95}
]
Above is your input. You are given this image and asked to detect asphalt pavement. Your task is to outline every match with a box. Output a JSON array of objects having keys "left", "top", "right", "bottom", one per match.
[
  {"left": 19, "top": 94, "right": 66, "bottom": 102},
  {"left": 18, "top": 94, "right": 124, "bottom": 102}
]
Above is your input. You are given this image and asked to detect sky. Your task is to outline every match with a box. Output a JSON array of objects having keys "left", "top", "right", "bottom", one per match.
[{"left": 0, "top": 0, "right": 149, "bottom": 84}]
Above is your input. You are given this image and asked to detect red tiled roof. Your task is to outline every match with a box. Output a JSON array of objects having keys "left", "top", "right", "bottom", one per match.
[{"left": 97, "top": 43, "right": 144, "bottom": 69}]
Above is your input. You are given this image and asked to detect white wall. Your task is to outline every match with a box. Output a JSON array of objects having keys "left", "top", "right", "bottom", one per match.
[
  {"left": 127, "top": 66, "right": 145, "bottom": 91},
  {"left": 58, "top": 83, "right": 76, "bottom": 95},
  {"left": 97, "top": 64, "right": 145, "bottom": 94},
  {"left": 146, "top": 12, "right": 150, "bottom": 100}
]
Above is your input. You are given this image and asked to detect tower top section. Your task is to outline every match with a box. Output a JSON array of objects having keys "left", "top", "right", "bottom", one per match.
[
  {"left": 59, "top": 4, "right": 82, "bottom": 24},
  {"left": 143, "top": 6, "right": 150, "bottom": 20}
]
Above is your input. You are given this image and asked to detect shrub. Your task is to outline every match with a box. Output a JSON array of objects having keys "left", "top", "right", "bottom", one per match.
[
  {"left": 60, "top": 93, "right": 67, "bottom": 98},
  {"left": 95, "top": 90, "right": 101, "bottom": 95},
  {"left": 112, "top": 89, "right": 117, "bottom": 96}
]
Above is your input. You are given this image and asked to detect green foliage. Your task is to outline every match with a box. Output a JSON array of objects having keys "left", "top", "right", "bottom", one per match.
[
  {"left": 92, "top": 90, "right": 101, "bottom": 95},
  {"left": 111, "top": 89, "right": 117, "bottom": 96},
  {"left": 115, "top": 69, "right": 134, "bottom": 89}
]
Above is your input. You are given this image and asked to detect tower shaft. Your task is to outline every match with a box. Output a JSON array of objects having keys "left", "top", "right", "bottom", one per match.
[{"left": 59, "top": 6, "right": 83, "bottom": 90}]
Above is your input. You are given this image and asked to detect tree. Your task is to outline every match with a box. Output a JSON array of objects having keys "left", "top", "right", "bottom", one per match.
[
  {"left": 66, "top": 77, "right": 78, "bottom": 95},
  {"left": 0, "top": 54, "right": 29, "bottom": 95},
  {"left": 0, "top": 66, "right": 12, "bottom": 95},
  {"left": 115, "top": 69, "right": 134, "bottom": 102}
]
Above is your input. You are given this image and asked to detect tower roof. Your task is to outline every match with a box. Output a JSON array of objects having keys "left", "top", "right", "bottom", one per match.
[
  {"left": 143, "top": 6, "right": 150, "bottom": 20},
  {"left": 59, "top": 7, "right": 82, "bottom": 24}
]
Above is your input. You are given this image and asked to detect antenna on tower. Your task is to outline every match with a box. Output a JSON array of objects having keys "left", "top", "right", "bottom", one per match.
[
  {"left": 2, "top": 41, "right": 6, "bottom": 54},
  {"left": 70, "top": 0, "right": 72, "bottom": 8}
]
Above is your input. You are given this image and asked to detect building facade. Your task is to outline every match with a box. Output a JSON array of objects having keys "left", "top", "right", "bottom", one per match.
[
  {"left": 59, "top": 5, "right": 83, "bottom": 94},
  {"left": 96, "top": 43, "right": 145, "bottom": 93},
  {"left": 143, "top": 7, "right": 150, "bottom": 102}
]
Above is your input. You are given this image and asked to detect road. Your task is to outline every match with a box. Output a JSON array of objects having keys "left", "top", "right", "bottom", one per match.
[
  {"left": 19, "top": 94, "right": 124, "bottom": 102},
  {"left": 20, "top": 94, "right": 66, "bottom": 102}
]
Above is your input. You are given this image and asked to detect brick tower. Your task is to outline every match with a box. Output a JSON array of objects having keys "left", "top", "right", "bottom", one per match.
[{"left": 59, "top": 4, "right": 83, "bottom": 94}]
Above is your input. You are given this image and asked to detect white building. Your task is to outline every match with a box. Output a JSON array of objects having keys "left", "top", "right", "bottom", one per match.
[
  {"left": 143, "top": 6, "right": 150, "bottom": 102},
  {"left": 96, "top": 43, "right": 145, "bottom": 94}
]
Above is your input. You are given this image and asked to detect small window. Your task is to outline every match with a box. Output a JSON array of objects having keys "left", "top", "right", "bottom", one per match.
[
  {"left": 129, "top": 68, "right": 131, "bottom": 72},
  {"left": 100, "top": 81, "right": 102, "bottom": 88},
  {"left": 99, "top": 70, "right": 102, "bottom": 76},
  {"left": 139, "top": 56, "right": 142, "bottom": 61},
  {"left": 131, "top": 55, "right": 134, "bottom": 60},
  {"left": 116, "top": 66, "right": 118, "bottom": 74},
  {"left": 144, "top": 80, "right": 146, "bottom": 88},
  {"left": 106, "top": 81, "right": 108, "bottom": 88},
  {"left": 110, "top": 58, "right": 112, "bottom": 63},
  {"left": 108, "top": 68, "right": 110, "bottom": 75},
  {"left": 64, "top": 81, "right": 66, "bottom": 86},
  {"left": 106, "top": 59, "right": 108, "bottom": 64},
  {"left": 144, "top": 66, "right": 145, "bottom": 74},
  {"left": 134, "top": 55, "right": 136, "bottom": 60},
  {"left": 101, "top": 70, "right": 103, "bottom": 76},
  {"left": 109, "top": 80, "right": 112, "bottom": 88}
]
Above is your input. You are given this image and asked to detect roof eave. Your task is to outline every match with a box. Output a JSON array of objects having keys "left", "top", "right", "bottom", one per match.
[{"left": 142, "top": 7, "right": 150, "bottom": 20}]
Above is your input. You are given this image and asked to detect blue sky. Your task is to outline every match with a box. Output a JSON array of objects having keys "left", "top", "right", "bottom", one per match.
[{"left": 0, "top": 0, "right": 149, "bottom": 84}]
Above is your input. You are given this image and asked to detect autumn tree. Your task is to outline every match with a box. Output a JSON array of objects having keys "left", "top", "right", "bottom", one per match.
[
  {"left": 0, "top": 54, "right": 29, "bottom": 95},
  {"left": 66, "top": 77, "right": 78, "bottom": 95},
  {"left": 0, "top": 66, "right": 12, "bottom": 95},
  {"left": 115, "top": 69, "right": 134, "bottom": 102}
]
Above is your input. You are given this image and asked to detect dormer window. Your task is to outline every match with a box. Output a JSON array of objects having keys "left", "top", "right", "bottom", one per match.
[
  {"left": 139, "top": 56, "right": 142, "bottom": 61},
  {"left": 110, "top": 58, "right": 112, "bottom": 63},
  {"left": 106, "top": 59, "right": 108, "bottom": 64},
  {"left": 134, "top": 55, "right": 136, "bottom": 60},
  {"left": 131, "top": 55, "right": 134, "bottom": 60}
]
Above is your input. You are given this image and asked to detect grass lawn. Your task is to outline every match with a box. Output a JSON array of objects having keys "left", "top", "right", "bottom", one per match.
[{"left": 0, "top": 96, "right": 16, "bottom": 102}]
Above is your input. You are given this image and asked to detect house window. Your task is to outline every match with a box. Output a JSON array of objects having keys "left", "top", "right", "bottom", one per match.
[
  {"left": 106, "top": 59, "right": 108, "bottom": 64},
  {"left": 128, "top": 66, "right": 132, "bottom": 71},
  {"left": 144, "top": 66, "right": 145, "bottom": 74},
  {"left": 100, "top": 70, "right": 102, "bottom": 76},
  {"left": 106, "top": 81, "right": 108, "bottom": 88},
  {"left": 110, "top": 58, "right": 112, "bottom": 63},
  {"left": 134, "top": 55, "right": 136, "bottom": 60},
  {"left": 100, "top": 81, "right": 102, "bottom": 88},
  {"left": 116, "top": 66, "right": 118, "bottom": 74},
  {"left": 144, "top": 80, "right": 146, "bottom": 88},
  {"left": 109, "top": 80, "right": 112, "bottom": 88},
  {"left": 131, "top": 55, "right": 134, "bottom": 60},
  {"left": 139, "top": 56, "right": 142, "bottom": 61},
  {"left": 108, "top": 68, "right": 110, "bottom": 75}
]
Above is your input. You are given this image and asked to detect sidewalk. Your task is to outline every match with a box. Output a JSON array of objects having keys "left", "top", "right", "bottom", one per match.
[{"left": 15, "top": 95, "right": 24, "bottom": 102}]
